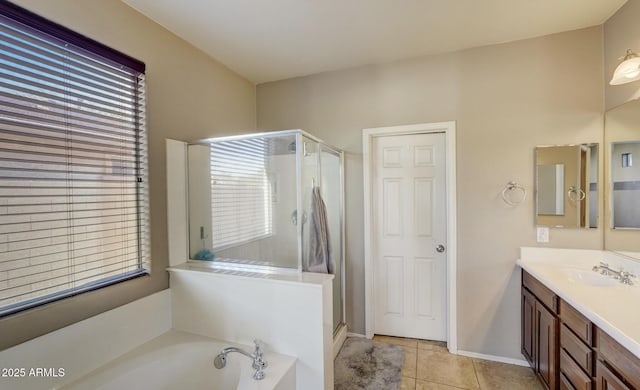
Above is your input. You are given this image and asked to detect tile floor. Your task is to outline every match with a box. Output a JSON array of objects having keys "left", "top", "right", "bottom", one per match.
[{"left": 372, "top": 335, "right": 543, "bottom": 390}]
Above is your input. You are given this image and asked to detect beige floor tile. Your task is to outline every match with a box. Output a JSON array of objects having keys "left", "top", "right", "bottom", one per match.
[
  {"left": 402, "top": 344, "right": 418, "bottom": 354},
  {"left": 402, "top": 349, "right": 418, "bottom": 378},
  {"left": 401, "top": 376, "right": 417, "bottom": 390},
  {"left": 416, "top": 380, "right": 468, "bottom": 390},
  {"left": 417, "top": 339, "right": 448, "bottom": 352},
  {"left": 374, "top": 335, "right": 419, "bottom": 349},
  {"left": 416, "top": 350, "right": 479, "bottom": 389},
  {"left": 472, "top": 359, "right": 543, "bottom": 390}
]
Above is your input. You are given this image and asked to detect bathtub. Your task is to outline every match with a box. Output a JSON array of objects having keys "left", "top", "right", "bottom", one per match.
[{"left": 61, "top": 330, "right": 296, "bottom": 390}]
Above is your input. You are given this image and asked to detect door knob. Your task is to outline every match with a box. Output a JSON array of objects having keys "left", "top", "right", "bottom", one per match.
[{"left": 436, "top": 244, "right": 446, "bottom": 253}]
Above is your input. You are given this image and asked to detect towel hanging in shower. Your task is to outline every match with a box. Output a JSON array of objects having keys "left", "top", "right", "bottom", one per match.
[{"left": 307, "top": 186, "right": 334, "bottom": 274}]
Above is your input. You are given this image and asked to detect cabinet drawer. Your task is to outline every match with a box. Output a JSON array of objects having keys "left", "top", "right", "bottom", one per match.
[
  {"left": 598, "top": 331, "right": 640, "bottom": 389},
  {"left": 560, "top": 373, "right": 576, "bottom": 390},
  {"left": 559, "top": 299, "right": 593, "bottom": 346},
  {"left": 560, "top": 350, "right": 592, "bottom": 390},
  {"left": 596, "top": 360, "right": 631, "bottom": 390},
  {"left": 561, "top": 324, "right": 594, "bottom": 376},
  {"left": 523, "top": 270, "right": 557, "bottom": 313}
]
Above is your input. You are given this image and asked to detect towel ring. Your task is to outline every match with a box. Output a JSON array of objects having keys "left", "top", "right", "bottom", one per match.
[
  {"left": 567, "top": 186, "right": 586, "bottom": 202},
  {"left": 502, "top": 181, "right": 527, "bottom": 206}
]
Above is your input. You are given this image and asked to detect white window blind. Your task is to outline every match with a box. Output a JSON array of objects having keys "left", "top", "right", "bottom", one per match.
[
  {"left": 0, "top": 3, "right": 149, "bottom": 316},
  {"left": 210, "top": 139, "right": 272, "bottom": 250}
]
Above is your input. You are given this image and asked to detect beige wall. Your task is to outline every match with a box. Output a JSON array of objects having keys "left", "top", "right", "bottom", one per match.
[
  {"left": 605, "top": 0, "right": 640, "bottom": 110},
  {"left": 257, "top": 27, "right": 604, "bottom": 359},
  {"left": 1, "top": 0, "right": 255, "bottom": 349}
]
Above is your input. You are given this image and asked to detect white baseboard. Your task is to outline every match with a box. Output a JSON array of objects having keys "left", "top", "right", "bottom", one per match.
[
  {"left": 456, "top": 350, "right": 530, "bottom": 367},
  {"left": 346, "top": 332, "right": 367, "bottom": 338},
  {"left": 333, "top": 324, "right": 348, "bottom": 359}
]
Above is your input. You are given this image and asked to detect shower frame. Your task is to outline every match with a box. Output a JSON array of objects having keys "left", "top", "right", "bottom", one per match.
[{"left": 190, "top": 129, "right": 346, "bottom": 332}]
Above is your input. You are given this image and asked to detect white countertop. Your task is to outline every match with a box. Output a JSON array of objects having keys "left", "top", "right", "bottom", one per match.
[{"left": 517, "top": 247, "right": 640, "bottom": 359}]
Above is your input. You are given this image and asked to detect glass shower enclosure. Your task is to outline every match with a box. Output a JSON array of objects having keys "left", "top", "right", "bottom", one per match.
[{"left": 186, "top": 130, "right": 345, "bottom": 334}]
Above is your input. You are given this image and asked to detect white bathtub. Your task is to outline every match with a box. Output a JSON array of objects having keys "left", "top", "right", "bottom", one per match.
[{"left": 61, "top": 330, "right": 296, "bottom": 390}]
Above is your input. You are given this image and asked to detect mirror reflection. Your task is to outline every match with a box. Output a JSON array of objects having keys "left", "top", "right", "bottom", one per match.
[
  {"left": 610, "top": 141, "right": 640, "bottom": 229},
  {"left": 604, "top": 99, "right": 640, "bottom": 256},
  {"left": 187, "top": 133, "right": 299, "bottom": 268},
  {"left": 537, "top": 164, "right": 565, "bottom": 216},
  {"left": 535, "top": 144, "right": 599, "bottom": 228}
]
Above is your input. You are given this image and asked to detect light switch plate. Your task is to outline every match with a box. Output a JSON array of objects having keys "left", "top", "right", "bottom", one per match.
[{"left": 536, "top": 226, "right": 549, "bottom": 243}]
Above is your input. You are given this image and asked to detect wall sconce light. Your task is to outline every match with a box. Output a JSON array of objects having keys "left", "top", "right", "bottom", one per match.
[{"left": 610, "top": 49, "right": 640, "bottom": 85}]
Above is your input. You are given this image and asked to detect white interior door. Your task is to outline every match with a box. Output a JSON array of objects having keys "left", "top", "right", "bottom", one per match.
[{"left": 372, "top": 132, "right": 447, "bottom": 341}]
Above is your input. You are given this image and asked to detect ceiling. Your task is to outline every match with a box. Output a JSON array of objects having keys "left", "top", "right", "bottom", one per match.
[{"left": 122, "top": 0, "right": 627, "bottom": 84}]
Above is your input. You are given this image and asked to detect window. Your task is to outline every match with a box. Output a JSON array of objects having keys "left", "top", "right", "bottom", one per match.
[
  {"left": 210, "top": 138, "right": 272, "bottom": 250},
  {"left": 622, "top": 152, "right": 632, "bottom": 168},
  {"left": 0, "top": 3, "right": 149, "bottom": 317}
]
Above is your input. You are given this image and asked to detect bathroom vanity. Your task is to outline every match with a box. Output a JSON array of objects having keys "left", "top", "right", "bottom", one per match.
[{"left": 518, "top": 248, "right": 640, "bottom": 390}]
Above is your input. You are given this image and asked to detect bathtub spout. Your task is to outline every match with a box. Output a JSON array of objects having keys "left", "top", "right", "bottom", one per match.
[{"left": 213, "top": 340, "right": 267, "bottom": 380}]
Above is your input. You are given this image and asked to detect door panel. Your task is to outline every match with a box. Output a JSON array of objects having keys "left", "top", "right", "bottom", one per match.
[
  {"left": 522, "top": 287, "right": 536, "bottom": 366},
  {"left": 414, "top": 178, "right": 433, "bottom": 237},
  {"left": 373, "top": 132, "right": 446, "bottom": 340},
  {"left": 384, "top": 256, "right": 404, "bottom": 315},
  {"left": 383, "top": 179, "right": 403, "bottom": 237},
  {"left": 415, "top": 257, "right": 434, "bottom": 318}
]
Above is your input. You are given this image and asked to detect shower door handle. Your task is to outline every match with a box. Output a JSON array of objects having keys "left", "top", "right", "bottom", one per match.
[{"left": 436, "top": 244, "right": 446, "bottom": 253}]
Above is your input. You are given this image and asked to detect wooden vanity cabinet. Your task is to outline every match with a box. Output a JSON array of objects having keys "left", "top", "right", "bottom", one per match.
[
  {"left": 522, "top": 270, "right": 559, "bottom": 390},
  {"left": 521, "top": 268, "right": 640, "bottom": 390}
]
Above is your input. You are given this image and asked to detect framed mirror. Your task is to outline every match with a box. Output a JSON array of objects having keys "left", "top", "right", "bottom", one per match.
[
  {"left": 535, "top": 144, "right": 599, "bottom": 228},
  {"left": 604, "top": 98, "right": 640, "bottom": 257}
]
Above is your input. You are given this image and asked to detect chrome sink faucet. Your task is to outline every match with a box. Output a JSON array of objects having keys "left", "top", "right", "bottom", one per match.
[
  {"left": 618, "top": 270, "right": 637, "bottom": 285},
  {"left": 592, "top": 262, "right": 636, "bottom": 285},
  {"left": 593, "top": 262, "right": 616, "bottom": 276},
  {"left": 213, "top": 340, "right": 267, "bottom": 380}
]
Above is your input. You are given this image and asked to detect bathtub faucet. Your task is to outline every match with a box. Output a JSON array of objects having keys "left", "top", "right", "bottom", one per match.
[{"left": 213, "top": 340, "right": 267, "bottom": 380}]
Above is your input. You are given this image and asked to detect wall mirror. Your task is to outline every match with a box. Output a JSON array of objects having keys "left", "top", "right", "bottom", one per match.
[
  {"left": 535, "top": 144, "right": 599, "bottom": 228},
  {"left": 604, "top": 98, "right": 640, "bottom": 257}
]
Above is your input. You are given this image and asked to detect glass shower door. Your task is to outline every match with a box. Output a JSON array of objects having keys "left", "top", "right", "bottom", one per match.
[
  {"left": 320, "top": 145, "right": 345, "bottom": 334},
  {"left": 300, "top": 136, "right": 318, "bottom": 272},
  {"left": 300, "top": 137, "right": 345, "bottom": 333}
]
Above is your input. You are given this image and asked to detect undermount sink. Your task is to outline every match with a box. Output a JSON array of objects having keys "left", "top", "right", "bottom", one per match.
[{"left": 561, "top": 268, "right": 619, "bottom": 287}]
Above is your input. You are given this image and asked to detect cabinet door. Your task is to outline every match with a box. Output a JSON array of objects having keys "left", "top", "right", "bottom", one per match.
[
  {"left": 596, "top": 361, "right": 631, "bottom": 390},
  {"left": 522, "top": 286, "right": 536, "bottom": 367},
  {"left": 537, "top": 301, "right": 558, "bottom": 390}
]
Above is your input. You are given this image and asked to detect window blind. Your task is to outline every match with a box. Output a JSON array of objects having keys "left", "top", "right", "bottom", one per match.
[
  {"left": 0, "top": 3, "right": 149, "bottom": 316},
  {"left": 210, "top": 138, "right": 272, "bottom": 250}
]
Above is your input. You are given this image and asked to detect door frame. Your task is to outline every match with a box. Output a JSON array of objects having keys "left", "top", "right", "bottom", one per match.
[{"left": 363, "top": 121, "right": 457, "bottom": 353}]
